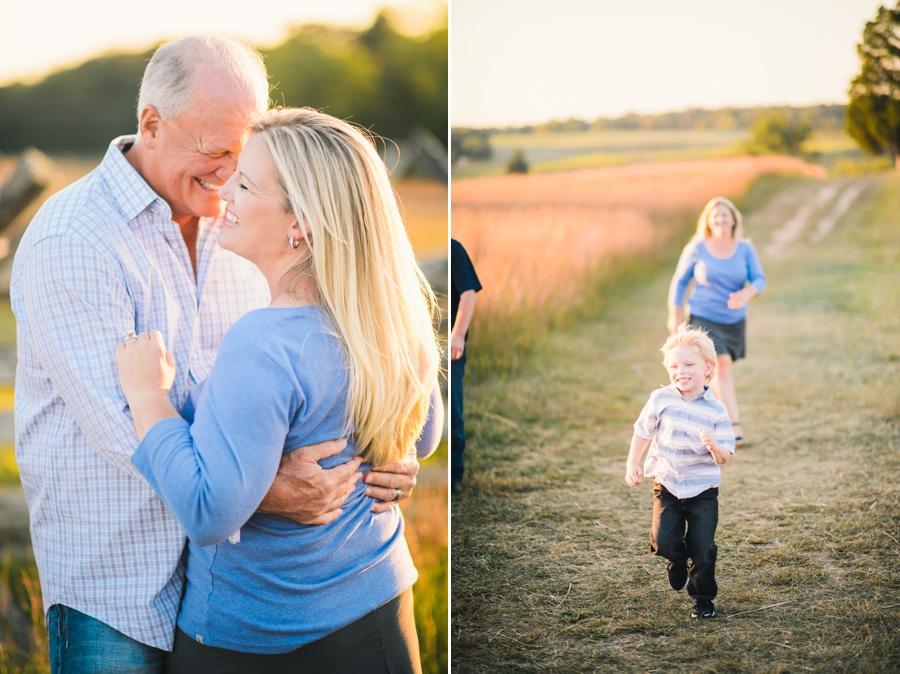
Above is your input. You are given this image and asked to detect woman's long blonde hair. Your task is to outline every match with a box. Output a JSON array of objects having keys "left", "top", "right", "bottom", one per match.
[
  {"left": 251, "top": 108, "right": 439, "bottom": 467},
  {"left": 693, "top": 196, "right": 744, "bottom": 241}
]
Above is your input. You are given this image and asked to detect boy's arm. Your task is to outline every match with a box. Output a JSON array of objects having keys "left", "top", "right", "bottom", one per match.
[
  {"left": 451, "top": 290, "right": 477, "bottom": 360},
  {"left": 699, "top": 429, "right": 731, "bottom": 465},
  {"left": 625, "top": 432, "right": 652, "bottom": 487}
]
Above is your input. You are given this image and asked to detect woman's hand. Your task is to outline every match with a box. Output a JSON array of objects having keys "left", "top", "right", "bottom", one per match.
[
  {"left": 115, "top": 330, "right": 179, "bottom": 439},
  {"left": 727, "top": 287, "right": 758, "bottom": 310},
  {"left": 116, "top": 330, "right": 176, "bottom": 404}
]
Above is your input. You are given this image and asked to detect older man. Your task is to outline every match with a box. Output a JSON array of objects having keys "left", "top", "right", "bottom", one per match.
[{"left": 11, "top": 35, "right": 418, "bottom": 672}]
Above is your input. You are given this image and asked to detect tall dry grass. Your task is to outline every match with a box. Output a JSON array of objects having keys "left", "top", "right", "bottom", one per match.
[{"left": 452, "top": 155, "right": 825, "bottom": 376}]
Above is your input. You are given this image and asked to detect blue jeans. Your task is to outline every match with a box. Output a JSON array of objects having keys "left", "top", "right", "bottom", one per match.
[
  {"left": 48, "top": 604, "right": 166, "bottom": 674},
  {"left": 450, "top": 352, "right": 466, "bottom": 487},
  {"left": 649, "top": 483, "right": 719, "bottom": 600}
]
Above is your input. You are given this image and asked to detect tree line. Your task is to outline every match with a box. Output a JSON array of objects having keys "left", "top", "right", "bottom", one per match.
[
  {"left": 0, "top": 12, "right": 447, "bottom": 154},
  {"left": 451, "top": 106, "right": 836, "bottom": 165},
  {"left": 458, "top": 105, "right": 845, "bottom": 138}
]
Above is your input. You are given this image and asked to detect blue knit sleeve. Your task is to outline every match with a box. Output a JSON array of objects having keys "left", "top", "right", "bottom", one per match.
[
  {"left": 132, "top": 338, "right": 299, "bottom": 547},
  {"left": 415, "top": 380, "right": 444, "bottom": 459},
  {"left": 668, "top": 241, "right": 699, "bottom": 307},
  {"left": 744, "top": 242, "right": 767, "bottom": 295}
]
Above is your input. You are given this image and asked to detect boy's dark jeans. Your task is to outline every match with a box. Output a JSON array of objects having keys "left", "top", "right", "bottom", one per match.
[{"left": 650, "top": 482, "right": 719, "bottom": 600}]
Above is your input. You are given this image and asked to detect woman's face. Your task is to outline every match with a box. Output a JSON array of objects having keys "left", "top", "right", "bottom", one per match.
[
  {"left": 707, "top": 203, "right": 735, "bottom": 239},
  {"left": 217, "top": 132, "right": 300, "bottom": 268}
]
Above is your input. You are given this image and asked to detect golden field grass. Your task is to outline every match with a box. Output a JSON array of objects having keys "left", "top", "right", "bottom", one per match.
[
  {"left": 452, "top": 155, "right": 825, "bottom": 376},
  {"left": 452, "top": 171, "right": 900, "bottom": 673},
  {"left": 0, "top": 155, "right": 448, "bottom": 672}
]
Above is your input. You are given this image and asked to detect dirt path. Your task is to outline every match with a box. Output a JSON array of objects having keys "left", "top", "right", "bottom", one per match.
[{"left": 451, "top": 174, "right": 900, "bottom": 673}]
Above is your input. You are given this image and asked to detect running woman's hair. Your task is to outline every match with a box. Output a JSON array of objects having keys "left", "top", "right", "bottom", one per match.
[
  {"left": 250, "top": 107, "right": 439, "bottom": 467},
  {"left": 693, "top": 196, "right": 744, "bottom": 241},
  {"left": 661, "top": 323, "right": 718, "bottom": 383}
]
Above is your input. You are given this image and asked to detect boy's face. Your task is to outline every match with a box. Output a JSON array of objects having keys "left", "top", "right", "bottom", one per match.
[{"left": 664, "top": 344, "right": 712, "bottom": 398}]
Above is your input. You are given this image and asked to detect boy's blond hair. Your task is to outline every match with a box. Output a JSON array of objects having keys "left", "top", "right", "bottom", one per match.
[{"left": 661, "top": 323, "right": 718, "bottom": 383}]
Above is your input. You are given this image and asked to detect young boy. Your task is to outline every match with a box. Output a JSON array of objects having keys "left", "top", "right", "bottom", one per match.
[{"left": 625, "top": 324, "right": 735, "bottom": 619}]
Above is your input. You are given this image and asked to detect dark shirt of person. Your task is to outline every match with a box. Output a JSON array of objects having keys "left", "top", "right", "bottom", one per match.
[{"left": 451, "top": 239, "right": 482, "bottom": 340}]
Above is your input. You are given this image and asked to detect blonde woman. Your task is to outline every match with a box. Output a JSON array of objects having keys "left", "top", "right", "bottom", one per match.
[
  {"left": 667, "top": 197, "right": 767, "bottom": 446},
  {"left": 116, "top": 108, "right": 440, "bottom": 672}
]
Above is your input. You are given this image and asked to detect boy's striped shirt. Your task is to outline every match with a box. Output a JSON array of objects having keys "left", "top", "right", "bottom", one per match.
[{"left": 634, "top": 384, "right": 735, "bottom": 499}]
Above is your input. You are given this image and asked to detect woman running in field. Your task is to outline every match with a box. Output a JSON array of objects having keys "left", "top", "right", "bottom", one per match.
[{"left": 667, "top": 197, "right": 767, "bottom": 446}]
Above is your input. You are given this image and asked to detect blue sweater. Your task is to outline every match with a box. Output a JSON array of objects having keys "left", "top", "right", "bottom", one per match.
[
  {"left": 667, "top": 239, "right": 767, "bottom": 325},
  {"left": 132, "top": 306, "right": 438, "bottom": 654}
]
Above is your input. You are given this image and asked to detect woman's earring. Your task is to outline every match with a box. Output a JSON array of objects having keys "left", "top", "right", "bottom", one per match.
[{"left": 289, "top": 235, "right": 300, "bottom": 250}]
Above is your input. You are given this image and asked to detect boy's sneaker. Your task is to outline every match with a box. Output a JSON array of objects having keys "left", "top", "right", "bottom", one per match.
[
  {"left": 691, "top": 598, "right": 716, "bottom": 619},
  {"left": 667, "top": 562, "right": 689, "bottom": 591}
]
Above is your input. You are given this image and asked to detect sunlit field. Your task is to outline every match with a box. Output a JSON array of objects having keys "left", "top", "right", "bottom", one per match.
[
  {"left": 453, "top": 129, "right": 748, "bottom": 179},
  {"left": 452, "top": 129, "right": 876, "bottom": 180},
  {"left": 452, "top": 155, "right": 825, "bottom": 376},
  {"left": 0, "top": 154, "right": 448, "bottom": 673},
  {"left": 452, "top": 172, "right": 900, "bottom": 673}
]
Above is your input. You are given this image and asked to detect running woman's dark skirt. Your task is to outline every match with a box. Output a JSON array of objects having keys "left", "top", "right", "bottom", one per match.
[{"left": 688, "top": 315, "right": 746, "bottom": 361}]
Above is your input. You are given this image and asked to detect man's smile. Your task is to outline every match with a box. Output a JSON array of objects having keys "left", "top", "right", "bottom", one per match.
[{"left": 196, "top": 177, "right": 223, "bottom": 191}]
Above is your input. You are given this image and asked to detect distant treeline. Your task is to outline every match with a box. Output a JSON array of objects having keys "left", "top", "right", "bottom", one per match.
[
  {"left": 479, "top": 105, "right": 845, "bottom": 135},
  {"left": 451, "top": 105, "right": 846, "bottom": 162},
  {"left": 0, "top": 12, "right": 447, "bottom": 154}
]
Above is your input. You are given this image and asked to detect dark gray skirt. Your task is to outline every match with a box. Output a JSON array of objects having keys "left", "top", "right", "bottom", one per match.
[{"left": 688, "top": 315, "right": 746, "bottom": 361}]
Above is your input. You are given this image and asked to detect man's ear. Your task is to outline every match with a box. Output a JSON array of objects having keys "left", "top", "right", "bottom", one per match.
[{"left": 138, "top": 106, "right": 162, "bottom": 150}]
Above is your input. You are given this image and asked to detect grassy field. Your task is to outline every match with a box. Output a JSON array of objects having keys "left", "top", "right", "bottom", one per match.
[
  {"left": 0, "top": 155, "right": 449, "bottom": 672},
  {"left": 452, "top": 129, "right": 880, "bottom": 180},
  {"left": 451, "top": 172, "right": 900, "bottom": 672},
  {"left": 452, "top": 156, "right": 825, "bottom": 377}
]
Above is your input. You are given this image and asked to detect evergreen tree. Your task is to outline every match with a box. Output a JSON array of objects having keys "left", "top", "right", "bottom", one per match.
[{"left": 847, "top": 3, "right": 900, "bottom": 167}]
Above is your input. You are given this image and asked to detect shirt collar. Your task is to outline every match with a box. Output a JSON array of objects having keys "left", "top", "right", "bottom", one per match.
[
  {"left": 663, "top": 383, "right": 714, "bottom": 402},
  {"left": 97, "top": 136, "right": 172, "bottom": 223}
]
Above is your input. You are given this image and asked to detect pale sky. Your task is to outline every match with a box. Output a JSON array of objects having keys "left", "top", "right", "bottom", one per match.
[
  {"left": 451, "top": 0, "right": 885, "bottom": 127},
  {"left": 1, "top": 0, "right": 445, "bottom": 86}
]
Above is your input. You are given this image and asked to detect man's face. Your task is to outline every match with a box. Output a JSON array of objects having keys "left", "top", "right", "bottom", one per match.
[{"left": 142, "top": 82, "right": 260, "bottom": 220}]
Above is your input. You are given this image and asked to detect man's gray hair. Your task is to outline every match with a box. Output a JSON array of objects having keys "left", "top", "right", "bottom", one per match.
[{"left": 137, "top": 35, "right": 269, "bottom": 122}]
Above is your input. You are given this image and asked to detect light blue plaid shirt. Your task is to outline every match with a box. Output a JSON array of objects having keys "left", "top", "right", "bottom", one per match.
[
  {"left": 634, "top": 384, "right": 735, "bottom": 499},
  {"left": 11, "top": 137, "right": 270, "bottom": 650}
]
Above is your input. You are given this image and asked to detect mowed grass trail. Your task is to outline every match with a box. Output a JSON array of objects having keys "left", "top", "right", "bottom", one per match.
[{"left": 451, "top": 174, "right": 900, "bottom": 673}]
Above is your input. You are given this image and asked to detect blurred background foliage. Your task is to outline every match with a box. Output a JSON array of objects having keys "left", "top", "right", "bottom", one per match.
[{"left": 0, "top": 10, "right": 447, "bottom": 154}]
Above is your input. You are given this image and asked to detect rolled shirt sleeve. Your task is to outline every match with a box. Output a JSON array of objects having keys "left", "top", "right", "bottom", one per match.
[
  {"left": 713, "top": 411, "right": 736, "bottom": 454},
  {"left": 633, "top": 392, "right": 660, "bottom": 440}
]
